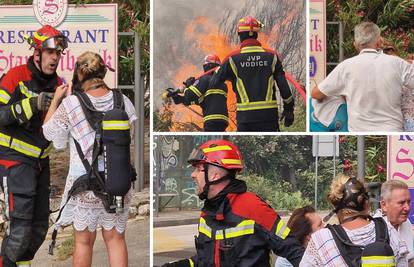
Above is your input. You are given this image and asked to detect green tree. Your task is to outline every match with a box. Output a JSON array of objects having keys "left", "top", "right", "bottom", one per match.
[{"left": 327, "top": 0, "right": 414, "bottom": 66}]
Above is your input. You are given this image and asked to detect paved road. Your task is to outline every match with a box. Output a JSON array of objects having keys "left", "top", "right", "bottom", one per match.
[
  {"left": 153, "top": 224, "right": 197, "bottom": 266},
  {"left": 33, "top": 217, "right": 149, "bottom": 267}
]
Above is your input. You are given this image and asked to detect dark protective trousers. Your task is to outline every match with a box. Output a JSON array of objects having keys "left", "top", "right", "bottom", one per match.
[
  {"left": 204, "top": 120, "right": 228, "bottom": 132},
  {"left": 0, "top": 159, "right": 50, "bottom": 267},
  {"left": 237, "top": 120, "right": 280, "bottom": 132}
]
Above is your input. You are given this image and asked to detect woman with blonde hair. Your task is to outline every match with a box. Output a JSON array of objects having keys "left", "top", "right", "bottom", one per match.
[
  {"left": 42, "top": 51, "right": 136, "bottom": 267},
  {"left": 300, "top": 175, "right": 408, "bottom": 267}
]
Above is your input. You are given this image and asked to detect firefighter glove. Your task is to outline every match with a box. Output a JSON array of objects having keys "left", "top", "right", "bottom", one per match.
[
  {"left": 161, "top": 259, "right": 193, "bottom": 267},
  {"left": 166, "top": 88, "right": 180, "bottom": 97},
  {"left": 30, "top": 92, "right": 55, "bottom": 111},
  {"left": 171, "top": 95, "right": 184, "bottom": 104},
  {"left": 183, "top": 77, "right": 196, "bottom": 87},
  {"left": 280, "top": 108, "right": 294, "bottom": 127}
]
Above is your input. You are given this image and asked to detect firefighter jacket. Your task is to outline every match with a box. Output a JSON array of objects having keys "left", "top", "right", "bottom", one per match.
[
  {"left": 180, "top": 71, "right": 228, "bottom": 127},
  {"left": 210, "top": 39, "right": 294, "bottom": 123},
  {"left": 0, "top": 57, "right": 61, "bottom": 162},
  {"left": 187, "top": 179, "right": 305, "bottom": 267}
]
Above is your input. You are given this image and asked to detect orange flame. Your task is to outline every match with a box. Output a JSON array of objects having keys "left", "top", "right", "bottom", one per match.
[{"left": 169, "top": 12, "right": 299, "bottom": 131}]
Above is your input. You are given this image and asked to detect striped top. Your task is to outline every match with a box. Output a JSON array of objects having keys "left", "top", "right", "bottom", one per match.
[{"left": 300, "top": 220, "right": 408, "bottom": 267}]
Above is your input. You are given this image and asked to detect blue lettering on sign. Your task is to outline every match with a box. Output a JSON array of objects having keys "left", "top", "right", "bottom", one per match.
[
  {"left": 310, "top": 56, "right": 317, "bottom": 78},
  {"left": 399, "top": 135, "right": 414, "bottom": 141},
  {"left": 0, "top": 29, "right": 110, "bottom": 44}
]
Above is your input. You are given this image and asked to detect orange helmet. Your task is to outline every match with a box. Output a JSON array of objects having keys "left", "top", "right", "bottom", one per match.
[
  {"left": 237, "top": 16, "right": 264, "bottom": 34},
  {"left": 203, "top": 54, "right": 221, "bottom": 66},
  {"left": 188, "top": 139, "right": 243, "bottom": 171},
  {"left": 26, "top": 25, "right": 68, "bottom": 51}
]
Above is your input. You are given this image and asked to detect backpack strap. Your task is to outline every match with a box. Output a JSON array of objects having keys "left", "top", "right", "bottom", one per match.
[
  {"left": 74, "top": 91, "right": 104, "bottom": 131},
  {"left": 327, "top": 224, "right": 363, "bottom": 267},
  {"left": 111, "top": 89, "right": 125, "bottom": 110},
  {"left": 372, "top": 217, "right": 390, "bottom": 244}
]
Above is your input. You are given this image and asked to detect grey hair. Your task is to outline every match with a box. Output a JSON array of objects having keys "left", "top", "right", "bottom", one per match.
[
  {"left": 354, "top": 22, "right": 381, "bottom": 50},
  {"left": 381, "top": 180, "right": 408, "bottom": 201}
]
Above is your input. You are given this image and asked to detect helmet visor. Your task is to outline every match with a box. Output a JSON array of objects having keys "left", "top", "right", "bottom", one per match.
[
  {"left": 42, "top": 36, "right": 68, "bottom": 51},
  {"left": 187, "top": 148, "right": 206, "bottom": 166}
]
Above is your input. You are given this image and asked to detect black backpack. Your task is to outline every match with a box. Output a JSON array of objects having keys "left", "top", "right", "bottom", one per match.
[
  {"left": 49, "top": 89, "right": 136, "bottom": 255},
  {"left": 327, "top": 217, "right": 395, "bottom": 267}
]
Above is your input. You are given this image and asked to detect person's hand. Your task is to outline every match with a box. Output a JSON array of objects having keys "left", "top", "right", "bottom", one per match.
[
  {"left": 29, "top": 92, "right": 55, "bottom": 111},
  {"left": 161, "top": 259, "right": 192, "bottom": 267},
  {"left": 280, "top": 108, "right": 294, "bottom": 127},
  {"left": 53, "top": 84, "right": 70, "bottom": 103},
  {"left": 183, "top": 77, "right": 196, "bottom": 87}
]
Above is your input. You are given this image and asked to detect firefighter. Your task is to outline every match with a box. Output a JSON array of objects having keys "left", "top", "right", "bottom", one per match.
[
  {"left": 209, "top": 16, "right": 295, "bottom": 132},
  {"left": 0, "top": 25, "right": 68, "bottom": 267},
  {"left": 162, "top": 139, "right": 305, "bottom": 267},
  {"left": 165, "top": 54, "right": 229, "bottom": 132}
]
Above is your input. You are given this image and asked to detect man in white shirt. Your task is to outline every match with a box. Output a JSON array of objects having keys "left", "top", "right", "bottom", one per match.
[
  {"left": 312, "top": 21, "right": 414, "bottom": 132},
  {"left": 374, "top": 180, "right": 414, "bottom": 264}
]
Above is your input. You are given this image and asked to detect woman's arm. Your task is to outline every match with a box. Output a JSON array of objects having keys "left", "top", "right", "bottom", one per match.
[{"left": 44, "top": 84, "right": 70, "bottom": 124}]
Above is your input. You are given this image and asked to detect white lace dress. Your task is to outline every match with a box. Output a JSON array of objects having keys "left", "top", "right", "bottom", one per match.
[{"left": 43, "top": 91, "right": 137, "bottom": 233}]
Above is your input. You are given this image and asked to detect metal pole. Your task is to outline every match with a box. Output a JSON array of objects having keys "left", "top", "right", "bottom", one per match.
[
  {"left": 357, "top": 136, "right": 365, "bottom": 181},
  {"left": 154, "top": 136, "right": 160, "bottom": 217},
  {"left": 315, "top": 136, "right": 319, "bottom": 211},
  {"left": 333, "top": 135, "right": 336, "bottom": 178},
  {"left": 134, "top": 31, "right": 144, "bottom": 191},
  {"left": 339, "top": 21, "right": 344, "bottom": 62}
]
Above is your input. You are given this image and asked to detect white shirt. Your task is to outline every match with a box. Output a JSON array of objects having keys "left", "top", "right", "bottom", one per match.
[
  {"left": 312, "top": 97, "right": 345, "bottom": 127},
  {"left": 319, "top": 48, "right": 414, "bottom": 132},
  {"left": 374, "top": 209, "right": 414, "bottom": 261}
]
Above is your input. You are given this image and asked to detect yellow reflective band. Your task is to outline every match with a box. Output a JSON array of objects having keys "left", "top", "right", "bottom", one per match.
[
  {"left": 202, "top": 145, "right": 232, "bottom": 153},
  {"left": 10, "top": 139, "right": 42, "bottom": 158},
  {"left": 215, "top": 220, "right": 254, "bottom": 240},
  {"left": 33, "top": 31, "right": 48, "bottom": 41},
  {"left": 187, "top": 85, "right": 202, "bottom": 98},
  {"left": 188, "top": 259, "right": 194, "bottom": 267},
  {"left": 10, "top": 105, "right": 16, "bottom": 119},
  {"left": 205, "top": 89, "right": 227, "bottom": 97},
  {"left": 21, "top": 98, "right": 33, "bottom": 120},
  {"left": 0, "top": 89, "right": 11, "bottom": 104},
  {"left": 266, "top": 56, "right": 277, "bottom": 101},
  {"left": 275, "top": 219, "right": 290, "bottom": 240},
  {"left": 18, "top": 82, "right": 38, "bottom": 98},
  {"left": 0, "top": 132, "right": 11, "bottom": 147},
  {"left": 16, "top": 260, "right": 31, "bottom": 266},
  {"left": 266, "top": 76, "right": 274, "bottom": 102},
  {"left": 41, "top": 143, "right": 53, "bottom": 159},
  {"left": 283, "top": 96, "right": 293, "bottom": 104},
  {"left": 0, "top": 132, "right": 48, "bottom": 158},
  {"left": 221, "top": 159, "right": 241, "bottom": 165},
  {"left": 237, "top": 100, "right": 278, "bottom": 111},
  {"left": 241, "top": 46, "right": 266, "bottom": 54},
  {"left": 238, "top": 26, "right": 261, "bottom": 31},
  {"left": 102, "top": 120, "right": 130, "bottom": 130},
  {"left": 229, "top": 57, "right": 249, "bottom": 103},
  {"left": 204, "top": 114, "right": 229, "bottom": 122},
  {"left": 199, "top": 217, "right": 212, "bottom": 238},
  {"left": 361, "top": 255, "right": 395, "bottom": 267}
]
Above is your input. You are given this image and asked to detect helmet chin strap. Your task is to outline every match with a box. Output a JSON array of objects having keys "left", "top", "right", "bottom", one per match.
[{"left": 198, "top": 164, "right": 235, "bottom": 200}]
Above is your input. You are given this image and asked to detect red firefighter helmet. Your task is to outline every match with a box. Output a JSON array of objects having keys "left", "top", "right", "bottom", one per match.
[
  {"left": 26, "top": 25, "right": 68, "bottom": 51},
  {"left": 237, "top": 16, "right": 264, "bottom": 34},
  {"left": 188, "top": 139, "right": 243, "bottom": 171},
  {"left": 203, "top": 54, "right": 221, "bottom": 66}
]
